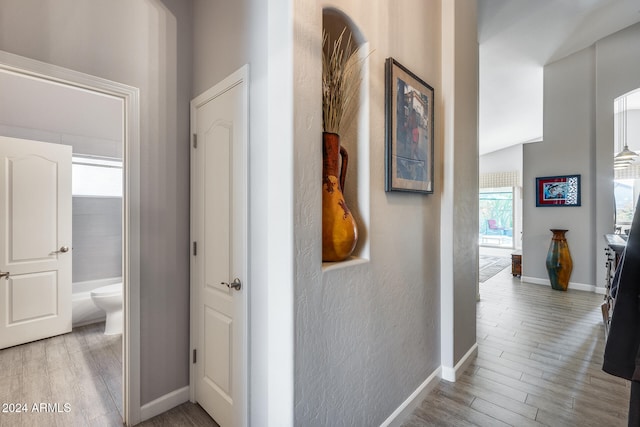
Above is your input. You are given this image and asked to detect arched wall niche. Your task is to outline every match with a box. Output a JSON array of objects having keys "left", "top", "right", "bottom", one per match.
[
  {"left": 322, "top": 7, "right": 371, "bottom": 268},
  {"left": 323, "top": 8, "right": 366, "bottom": 47}
]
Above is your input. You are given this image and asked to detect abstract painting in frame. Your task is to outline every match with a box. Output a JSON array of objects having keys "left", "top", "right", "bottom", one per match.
[
  {"left": 535, "top": 175, "right": 581, "bottom": 207},
  {"left": 385, "top": 58, "right": 434, "bottom": 194}
]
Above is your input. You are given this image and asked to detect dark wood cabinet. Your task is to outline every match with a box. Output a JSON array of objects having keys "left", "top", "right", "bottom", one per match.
[{"left": 511, "top": 251, "right": 522, "bottom": 277}]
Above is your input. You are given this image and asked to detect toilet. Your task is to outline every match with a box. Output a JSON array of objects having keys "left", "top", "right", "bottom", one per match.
[{"left": 90, "top": 283, "right": 123, "bottom": 335}]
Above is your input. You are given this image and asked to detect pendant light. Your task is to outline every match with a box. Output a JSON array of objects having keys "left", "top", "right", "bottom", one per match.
[
  {"left": 614, "top": 96, "right": 637, "bottom": 168},
  {"left": 614, "top": 159, "right": 634, "bottom": 170}
]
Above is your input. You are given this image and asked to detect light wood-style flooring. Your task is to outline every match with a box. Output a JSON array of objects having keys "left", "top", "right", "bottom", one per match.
[
  {"left": 2, "top": 266, "right": 628, "bottom": 426},
  {"left": 403, "top": 267, "right": 630, "bottom": 426},
  {"left": 0, "top": 322, "right": 123, "bottom": 427},
  {"left": 138, "top": 402, "right": 218, "bottom": 427},
  {"left": 0, "top": 322, "right": 219, "bottom": 427}
]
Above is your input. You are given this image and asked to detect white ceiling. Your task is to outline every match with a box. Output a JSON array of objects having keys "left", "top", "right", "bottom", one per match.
[{"left": 478, "top": 0, "right": 640, "bottom": 155}]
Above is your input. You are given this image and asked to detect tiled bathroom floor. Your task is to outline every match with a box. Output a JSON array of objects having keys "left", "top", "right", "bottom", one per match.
[{"left": 0, "top": 322, "right": 123, "bottom": 427}]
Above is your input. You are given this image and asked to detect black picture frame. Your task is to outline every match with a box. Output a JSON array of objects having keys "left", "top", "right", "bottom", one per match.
[
  {"left": 385, "top": 58, "right": 434, "bottom": 194},
  {"left": 535, "top": 174, "right": 582, "bottom": 207}
]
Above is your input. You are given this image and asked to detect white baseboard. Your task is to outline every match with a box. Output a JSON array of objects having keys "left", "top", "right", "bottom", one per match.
[
  {"left": 521, "top": 276, "right": 598, "bottom": 293},
  {"left": 441, "top": 343, "right": 478, "bottom": 382},
  {"left": 140, "top": 386, "right": 190, "bottom": 422},
  {"left": 380, "top": 343, "right": 478, "bottom": 427},
  {"left": 379, "top": 367, "right": 442, "bottom": 427},
  {"left": 380, "top": 343, "right": 480, "bottom": 426}
]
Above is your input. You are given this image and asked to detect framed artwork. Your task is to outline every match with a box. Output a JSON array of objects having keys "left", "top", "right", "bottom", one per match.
[
  {"left": 535, "top": 175, "right": 581, "bottom": 207},
  {"left": 385, "top": 58, "right": 434, "bottom": 194}
]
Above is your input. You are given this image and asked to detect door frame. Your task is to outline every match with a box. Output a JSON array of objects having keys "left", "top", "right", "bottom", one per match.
[
  {"left": 189, "top": 65, "right": 249, "bottom": 426},
  {"left": 0, "top": 51, "right": 141, "bottom": 425}
]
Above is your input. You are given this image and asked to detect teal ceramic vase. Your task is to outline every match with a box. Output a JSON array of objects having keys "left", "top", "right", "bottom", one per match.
[{"left": 546, "top": 229, "right": 573, "bottom": 291}]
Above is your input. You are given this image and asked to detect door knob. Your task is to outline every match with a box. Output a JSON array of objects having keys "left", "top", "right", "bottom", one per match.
[
  {"left": 54, "top": 246, "right": 70, "bottom": 254},
  {"left": 221, "top": 278, "right": 242, "bottom": 291},
  {"left": 0, "top": 271, "right": 9, "bottom": 280}
]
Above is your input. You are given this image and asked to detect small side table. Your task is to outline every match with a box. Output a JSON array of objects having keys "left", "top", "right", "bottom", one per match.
[{"left": 511, "top": 251, "right": 522, "bottom": 277}]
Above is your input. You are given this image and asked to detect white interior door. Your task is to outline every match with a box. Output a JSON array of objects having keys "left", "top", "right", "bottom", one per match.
[
  {"left": 191, "top": 67, "right": 248, "bottom": 427},
  {"left": 0, "top": 136, "right": 72, "bottom": 349}
]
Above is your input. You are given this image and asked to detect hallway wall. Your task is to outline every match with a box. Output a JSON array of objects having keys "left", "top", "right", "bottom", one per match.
[
  {"left": 0, "top": 1, "right": 480, "bottom": 424},
  {"left": 523, "top": 22, "right": 640, "bottom": 291},
  {"left": 0, "top": 0, "right": 194, "bottom": 406},
  {"left": 291, "top": 1, "right": 478, "bottom": 425},
  {"left": 192, "top": 0, "right": 275, "bottom": 424}
]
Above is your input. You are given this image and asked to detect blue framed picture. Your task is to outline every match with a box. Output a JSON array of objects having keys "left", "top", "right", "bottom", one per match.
[{"left": 536, "top": 175, "right": 581, "bottom": 207}]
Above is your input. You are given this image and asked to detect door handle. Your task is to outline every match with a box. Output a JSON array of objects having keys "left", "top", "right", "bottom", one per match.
[
  {"left": 0, "top": 271, "right": 9, "bottom": 280},
  {"left": 221, "top": 278, "right": 242, "bottom": 291},
  {"left": 53, "top": 246, "right": 70, "bottom": 254}
]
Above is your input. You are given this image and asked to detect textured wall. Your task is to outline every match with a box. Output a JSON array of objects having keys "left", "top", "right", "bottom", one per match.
[
  {"left": 0, "top": 0, "right": 193, "bottom": 405},
  {"left": 523, "top": 22, "right": 640, "bottom": 290},
  {"left": 523, "top": 47, "right": 595, "bottom": 288},
  {"left": 293, "top": 1, "right": 446, "bottom": 425}
]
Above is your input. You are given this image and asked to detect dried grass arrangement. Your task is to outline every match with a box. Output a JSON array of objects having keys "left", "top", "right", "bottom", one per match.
[{"left": 322, "top": 28, "right": 363, "bottom": 135}]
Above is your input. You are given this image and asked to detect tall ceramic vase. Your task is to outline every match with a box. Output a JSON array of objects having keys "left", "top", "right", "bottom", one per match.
[
  {"left": 322, "top": 132, "right": 358, "bottom": 262},
  {"left": 546, "top": 229, "right": 573, "bottom": 291}
]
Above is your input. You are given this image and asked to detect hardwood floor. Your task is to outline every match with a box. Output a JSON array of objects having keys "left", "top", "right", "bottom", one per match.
[
  {"left": 0, "top": 322, "right": 122, "bottom": 427},
  {"left": 138, "top": 402, "right": 219, "bottom": 427},
  {"left": 2, "top": 268, "right": 628, "bottom": 426},
  {"left": 403, "top": 268, "right": 630, "bottom": 427},
  {"left": 0, "top": 322, "right": 220, "bottom": 427}
]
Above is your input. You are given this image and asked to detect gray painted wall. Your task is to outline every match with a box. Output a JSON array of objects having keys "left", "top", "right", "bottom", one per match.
[
  {"left": 523, "top": 47, "right": 595, "bottom": 287},
  {"left": 523, "top": 22, "right": 640, "bottom": 290},
  {"left": 480, "top": 144, "right": 523, "bottom": 175},
  {"left": 0, "top": 0, "right": 193, "bottom": 405},
  {"left": 192, "top": 0, "right": 273, "bottom": 423},
  {"left": 0, "top": 0, "right": 480, "bottom": 422},
  {"left": 291, "top": 1, "right": 477, "bottom": 425},
  {"left": 193, "top": 0, "right": 248, "bottom": 94},
  {"left": 72, "top": 197, "right": 122, "bottom": 283},
  {"left": 292, "top": 2, "right": 441, "bottom": 423},
  {"left": 448, "top": 1, "right": 479, "bottom": 365}
]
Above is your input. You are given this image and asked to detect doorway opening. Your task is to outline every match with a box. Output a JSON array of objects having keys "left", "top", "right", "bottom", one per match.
[
  {"left": 614, "top": 88, "right": 640, "bottom": 235},
  {"left": 479, "top": 187, "right": 514, "bottom": 249},
  {"left": 0, "top": 51, "right": 140, "bottom": 425}
]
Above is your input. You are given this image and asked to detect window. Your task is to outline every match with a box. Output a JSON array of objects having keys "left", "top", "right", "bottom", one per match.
[
  {"left": 479, "top": 187, "right": 514, "bottom": 248},
  {"left": 72, "top": 156, "right": 123, "bottom": 197},
  {"left": 613, "top": 88, "right": 640, "bottom": 231},
  {"left": 614, "top": 179, "right": 640, "bottom": 233}
]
